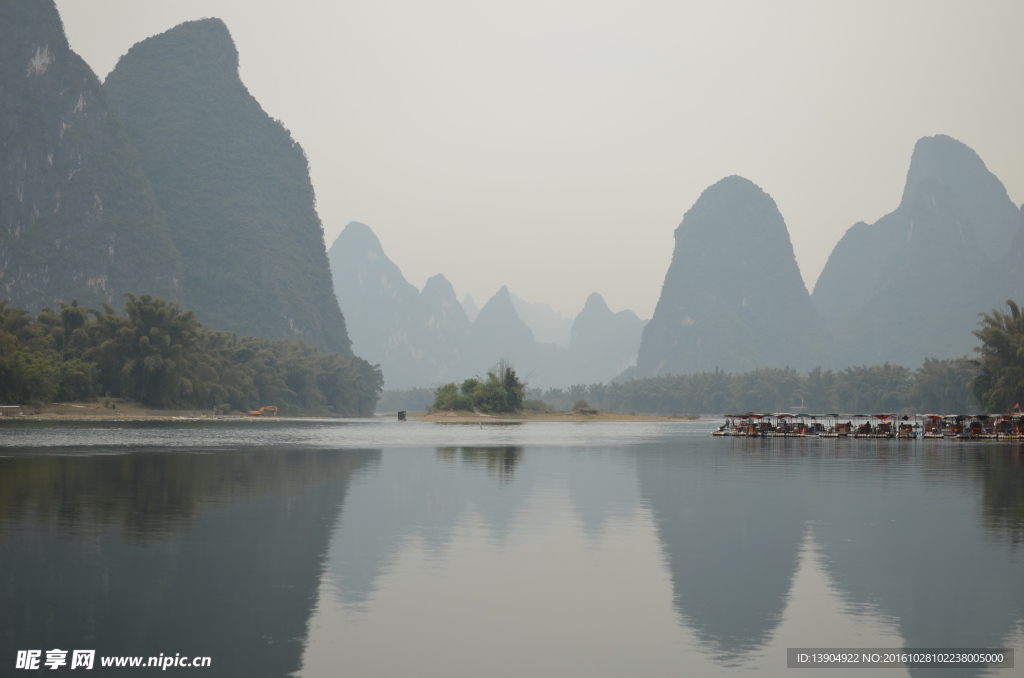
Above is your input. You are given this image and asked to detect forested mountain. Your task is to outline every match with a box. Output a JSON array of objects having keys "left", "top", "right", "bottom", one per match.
[
  {"left": 103, "top": 18, "right": 350, "bottom": 354},
  {"left": 0, "top": 0, "right": 182, "bottom": 312},
  {"left": 812, "top": 135, "right": 1019, "bottom": 367},
  {"left": 633, "top": 176, "right": 827, "bottom": 378}
]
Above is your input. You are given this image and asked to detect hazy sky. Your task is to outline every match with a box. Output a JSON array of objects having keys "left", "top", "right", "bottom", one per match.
[{"left": 55, "top": 0, "right": 1023, "bottom": 319}]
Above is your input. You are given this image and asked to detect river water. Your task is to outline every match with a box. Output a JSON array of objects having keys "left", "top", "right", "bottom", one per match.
[{"left": 1, "top": 419, "right": 1021, "bottom": 677}]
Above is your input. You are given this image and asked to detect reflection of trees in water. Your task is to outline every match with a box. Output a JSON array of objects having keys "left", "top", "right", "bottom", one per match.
[
  {"left": 0, "top": 448, "right": 377, "bottom": 678},
  {"left": 437, "top": 446, "right": 522, "bottom": 481},
  {"left": 977, "top": 447, "right": 1024, "bottom": 545},
  {"left": 0, "top": 448, "right": 377, "bottom": 540}
]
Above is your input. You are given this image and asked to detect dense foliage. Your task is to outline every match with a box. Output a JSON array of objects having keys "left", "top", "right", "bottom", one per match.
[
  {"left": 0, "top": 296, "right": 381, "bottom": 415},
  {"left": 432, "top": 361, "right": 526, "bottom": 413},
  {"left": 972, "top": 300, "right": 1024, "bottom": 412},
  {"left": 531, "top": 358, "right": 981, "bottom": 415}
]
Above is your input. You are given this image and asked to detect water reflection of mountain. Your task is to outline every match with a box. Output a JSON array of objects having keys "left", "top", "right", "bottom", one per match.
[
  {"left": 634, "top": 441, "right": 1024, "bottom": 677},
  {"left": 0, "top": 448, "right": 377, "bottom": 677},
  {"left": 811, "top": 445, "right": 1024, "bottom": 678},
  {"left": 328, "top": 447, "right": 535, "bottom": 606},
  {"left": 978, "top": 449, "right": 1024, "bottom": 545},
  {"left": 327, "top": 447, "right": 640, "bottom": 605},
  {"left": 633, "top": 443, "right": 810, "bottom": 659}
]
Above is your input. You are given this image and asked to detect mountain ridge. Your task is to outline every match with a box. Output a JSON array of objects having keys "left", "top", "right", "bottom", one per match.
[{"left": 104, "top": 17, "right": 350, "bottom": 353}]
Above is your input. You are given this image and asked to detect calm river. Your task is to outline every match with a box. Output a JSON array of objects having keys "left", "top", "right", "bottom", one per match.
[{"left": 1, "top": 419, "right": 1021, "bottom": 677}]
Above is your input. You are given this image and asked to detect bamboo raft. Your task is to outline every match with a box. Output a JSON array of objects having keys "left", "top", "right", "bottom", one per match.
[{"left": 713, "top": 412, "right": 1024, "bottom": 440}]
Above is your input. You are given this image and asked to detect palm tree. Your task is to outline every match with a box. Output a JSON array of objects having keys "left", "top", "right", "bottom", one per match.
[{"left": 972, "top": 300, "right": 1024, "bottom": 412}]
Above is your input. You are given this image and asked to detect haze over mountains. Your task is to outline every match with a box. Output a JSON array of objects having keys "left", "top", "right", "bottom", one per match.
[
  {"left": 812, "top": 135, "right": 1021, "bottom": 368},
  {"left": 331, "top": 135, "right": 1024, "bottom": 391},
  {"left": 4, "top": 2, "right": 1023, "bottom": 398},
  {"left": 631, "top": 136, "right": 1024, "bottom": 380},
  {"left": 327, "top": 222, "right": 646, "bottom": 389},
  {"left": 632, "top": 176, "right": 827, "bottom": 378}
]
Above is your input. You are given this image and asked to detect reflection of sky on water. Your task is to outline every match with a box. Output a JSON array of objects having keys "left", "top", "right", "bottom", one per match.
[
  {"left": 310, "top": 439, "right": 1023, "bottom": 678},
  {"left": 325, "top": 446, "right": 640, "bottom": 608}
]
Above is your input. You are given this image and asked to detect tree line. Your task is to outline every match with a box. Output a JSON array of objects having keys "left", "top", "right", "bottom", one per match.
[
  {"left": 366, "top": 300, "right": 1024, "bottom": 416},
  {"left": 511, "top": 300, "right": 1024, "bottom": 415},
  {"left": 533, "top": 359, "right": 978, "bottom": 415},
  {"left": 0, "top": 295, "right": 382, "bottom": 416}
]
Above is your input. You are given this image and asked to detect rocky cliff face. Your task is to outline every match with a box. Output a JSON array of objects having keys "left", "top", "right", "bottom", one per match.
[
  {"left": 103, "top": 18, "right": 349, "bottom": 353},
  {"left": 812, "top": 135, "right": 1018, "bottom": 367},
  {"left": 634, "top": 176, "right": 826, "bottom": 377},
  {"left": 0, "top": 0, "right": 182, "bottom": 311}
]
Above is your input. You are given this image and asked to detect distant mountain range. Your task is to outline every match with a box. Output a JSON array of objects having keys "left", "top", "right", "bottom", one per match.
[
  {"left": 633, "top": 136, "right": 1023, "bottom": 379},
  {"left": 327, "top": 222, "right": 646, "bottom": 390},
  {"left": 4, "top": 2, "right": 1022, "bottom": 396}
]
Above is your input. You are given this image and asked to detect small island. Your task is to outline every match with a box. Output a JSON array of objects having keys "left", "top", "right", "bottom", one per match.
[{"left": 421, "top": 360, "right": 700, "bottom": 422}]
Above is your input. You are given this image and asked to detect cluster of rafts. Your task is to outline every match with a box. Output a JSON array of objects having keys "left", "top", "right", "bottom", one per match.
[{"left": 713, "top": 412, "right": 1024, "bottom": 440}]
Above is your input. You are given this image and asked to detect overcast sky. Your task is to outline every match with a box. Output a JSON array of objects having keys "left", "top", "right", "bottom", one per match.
[{"left": 55, "top": 0, "right": 1023, "bottom": 319}]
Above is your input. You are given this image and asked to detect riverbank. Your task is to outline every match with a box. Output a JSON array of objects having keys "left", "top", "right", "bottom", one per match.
[
  {"left": 3, "top": 402, "right": 704, "bottom": 423},
  {"left": 4, "top": 401, "right": 230, "bottom": 420},
  {"left": 414, "top": 411, "right": 702, "bottom": 423}
]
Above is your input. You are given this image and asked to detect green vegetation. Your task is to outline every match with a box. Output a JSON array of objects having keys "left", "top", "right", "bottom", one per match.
[
  {"left": 972, "top": 300, "right": 1024, "bottom": 412},
  {"left": 432, "top": 361, "right": 526, "bottom": 413},
  {"left": 533, "top": 358, "right": 980, "bottom": 415},
  {"left": 370, "top": 302, "right": 1024, "bottom": 417},
  {"left": 0, "top": 296, "right": 381, "bottom": 416}
]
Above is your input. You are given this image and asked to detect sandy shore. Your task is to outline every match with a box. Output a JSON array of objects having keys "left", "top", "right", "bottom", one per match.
[{"left": 2, "top": 402, "right": 704, "bottom": 423}]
